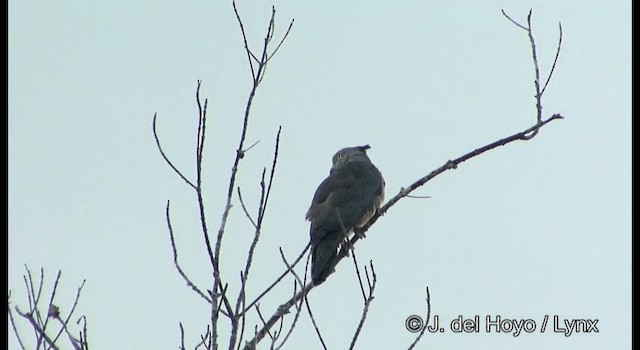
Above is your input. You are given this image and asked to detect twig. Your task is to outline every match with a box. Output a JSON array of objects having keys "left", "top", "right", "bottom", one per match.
[
  {"left": 8, "top": 297, "right": 27, "bottom": 350},
  {"left": 349, "top": 243, "right": 367, "bottom": 302},
  {"left": 267, "top": 20, "right": 295, "bottom": 64},
  {"left": 152, "top": 113, "right": 196, "bottom": 190},
  {"left": 231, "top": 127, "right": 281, "bottom": 350},
  {"left": 41, "top": 270, "right": 62, "bottom": 339},
  {"left": 233, "top": 0, "right": 257, "bottom": 80},
  {"left": 255, "top": 304, "right": 273, "bottom": 341},
  {"left": 166, "top": 200, "right": 213, "bottom": 304},
  {"left": 349, "top": 261, "right": 377, "bottom": 350},
  {"left": 304, "top": 294, "right": 327, "bottom": 350},
  {"left": 239, "top": 243, "right": 310, "bottom": 317},
  {"left": 237, "top": 188, "right": 258, "bottom": 228},
  {"left": 193, "top": 80, "right": 234, "bottom": 347},
  {"left": 274, "top": 274, "right": 305, "bottom": 350},
  {"left": 51, "top": 278, "right": 87, "bottom": 346},
  {"left": 407, "top": 287, "right": 431, "bottom": 350},
  {"left": 179, "top": 323, "right": 186, "bottom": 350},
  {"left": 278, "top": 247, "right": 305, "bottom": 289},
  {"left": 14, "top": 306, "right": 60, "bottom": 350},
  {"left": 541, "top": 22, "right": 563, "bottom": 95},
  {"left": 500, "top": 9, "right": 528, "bottom": 31},
  {"left": 194, "top": 325, "right": 211, "bottom": 350},
  {"left": 526, "top": 10, "right": 544, "bottom": 133}
]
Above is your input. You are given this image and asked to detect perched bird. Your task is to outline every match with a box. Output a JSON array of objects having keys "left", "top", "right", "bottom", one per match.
[{"left": 306, "top": 145, "right": 385, "bottom": 285}]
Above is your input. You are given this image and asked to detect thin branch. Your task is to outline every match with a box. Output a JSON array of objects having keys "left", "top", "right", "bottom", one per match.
[
  {"left": 242, "top": 282, "right": 313, "bottom": 350},
  {"left": 258, "top": 127, "right": 281, "bottom": 223},
  {"left": 526, "top": 10, "right": 544, "bottom": 132},
  {"left": 235, "top": 275, "right": 248, "bottom": 350},
  {"left": 266, "top": 20, "right": 295, "bottom": 64},
  {"left": 349, "top": 262, "right": 377, "bottom": 350},
  {"left": 166, "top": 200, "right": 213, "bottom": 304},
  {"left": 51, "top": 278, "right": 86, "bottom": 345},
  {"left": 196, "top": 80, "right": 207, "bottom": 162},
  {"left": 303, "top": 294, "right": 327, "bottom": 350},
  {"left": 278, "top": 248, "right": 304, "bottom": 289},
  {"left": 349, "top": 242, "right": 367, "bottom": 302},
  {"left": 14, "top": 306, "right": 60, "bottom": 350},
  {"left": 179, "top": 323, "right": 186, "bottom": 350},
  {"left": 273, "top": 259, "right": 307, "bottom": 350},
  {"left": 25, "top": 267, "right": 46, "bottom": 347},
  {"left": 8, "top": 298, "right": 28, "bottom": 350},
  {"left": 541, "top": 22, "right": 563, "bottom": 95},
  {"left": 41, "top": 269, "right": 61, "bottom": 340},
  {"left": 78, "top": 316, "right": 88, "bottom": 350},
  {"left": 194, "top": 325, "right": 211, "bottom": 350},
  {"left": 237, "top": 187, "right": 258, "bottom": 228},
  {"left": 255, "top": 304, "right": 274, "bottom": 341},
  {"left": 233, "top": 1, "right": 256, "bottom": 80},
  {"left": 241, "top": 140, "right": 261, "bottom": 156},
  {"left": 501, "top": 9, "right": 528, "bottom": 31},
  {"left": 152, "top": 113, "right": 197, "bottom": 190},
  {"left": 238, "top": 243, "right": 310, "bottom": 317},
  {"left": 230, "top": 168, "right": 268, "bottom": 350},
  {"left": 407, "top": 287, "right": 431, "bottom": 350},
  {"left": 193, "top": 81, "right": 235, "bottom": 347}
]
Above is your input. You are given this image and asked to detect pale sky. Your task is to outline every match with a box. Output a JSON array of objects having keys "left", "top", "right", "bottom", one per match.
[{"left": 8, "top": 1, "right": 631, "bottom": 349}]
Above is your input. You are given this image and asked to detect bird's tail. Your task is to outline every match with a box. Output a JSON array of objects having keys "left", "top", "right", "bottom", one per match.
[{"left": 311, "top": 236, "right": 341, "bottom": 285}]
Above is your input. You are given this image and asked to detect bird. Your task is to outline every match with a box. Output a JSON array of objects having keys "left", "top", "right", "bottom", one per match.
[{"left": 306, "top": 145, "right": 385, "bottom": 285}]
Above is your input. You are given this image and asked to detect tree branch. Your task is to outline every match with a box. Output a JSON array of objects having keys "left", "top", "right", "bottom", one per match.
[
  {"left": 348, "top": 261, "right": 377, "bottom": 350},
  {"left": 407, "top": 287, "right": 431, "bottom": 350},
  {"left": 243, "top": 11, "right": 565, "bottom": 346}
]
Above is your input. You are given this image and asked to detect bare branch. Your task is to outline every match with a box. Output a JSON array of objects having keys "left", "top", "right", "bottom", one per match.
[
  {"left": 233, "top": 1, "right": 257, "bottom": 80},
  {"left": 267, "top": 20, "right": 295, "bottom": 64},
  {"left": 255, "top": 304, "right": 274, "bottom": 341},
  {"left": 51, "top": 278, "right": 87, "bottom": 346},
  {"left": 541, "top": 22, "right": 563, "bottom": 95},
  {"left": 179, "top": 323, "right": 186, "bottom": 350},
  {"left": 526, "top": 10, "right": 544, "bottom": 132},
  {"left": 349, "top": 243, "right": 367, "bottom": 303},
  {"left": 237, "top": 187, "right": 258, "bottom": 228},
  {"left": 258, "top": 127, "right": 281, "bottom": 223},
  {"left": 166, "top": 200, "right": 213, "bottom": 304},
  {"left": 349, "top": 261, "right": 377, "bottom": 350},
  {"left": 501, "top": 9, "right": 528, "bottom": 31},
  {"left": 8, "top": 297, "right": 27, "bottom": 350},
  {"left": 14, "top": 306, "right": 60, "bottom": 350},
  {"left": 278, "top": 248, "right": 304, "bottom": 289},
  {"left": 38, "top": 269, "right": 60, "bottom": 341},
  {"left": 273, "top": 273, "right": 305, "bottom": 350},
  {"left": 239, "top": 243, "right": 310, "bottom": 317},
  {"left": 153, "top": 113, "right": 197, "bottom": 190},
  {"left": 407, "top": 287, "right": 431, "bottom": 350},
  {"left": 303, "top": 294, "right": 327, "bottom": 350}
]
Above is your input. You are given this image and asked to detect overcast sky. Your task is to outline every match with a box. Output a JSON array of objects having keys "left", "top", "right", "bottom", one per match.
[{"left": 9, "top": 1, "right": 630, "bottom": 349}]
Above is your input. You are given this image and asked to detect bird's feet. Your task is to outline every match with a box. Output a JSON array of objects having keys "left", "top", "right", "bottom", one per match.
[{"left": 354, "top": 227, "right": 367, "bottom": 239}]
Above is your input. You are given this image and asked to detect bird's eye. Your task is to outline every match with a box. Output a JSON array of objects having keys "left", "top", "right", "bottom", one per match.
[{"left": 336, "top": 154, "right": 343, "bottom": 159}]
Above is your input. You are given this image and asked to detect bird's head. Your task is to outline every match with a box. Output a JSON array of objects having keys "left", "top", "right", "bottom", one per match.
[{"left": 330, "top": 145, "right": 372, "bottom": 171}]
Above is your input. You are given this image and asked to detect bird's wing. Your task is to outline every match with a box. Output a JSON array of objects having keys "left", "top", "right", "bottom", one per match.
[{"left": 306, "top": 161, "right": 383, "bottom": 243}]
